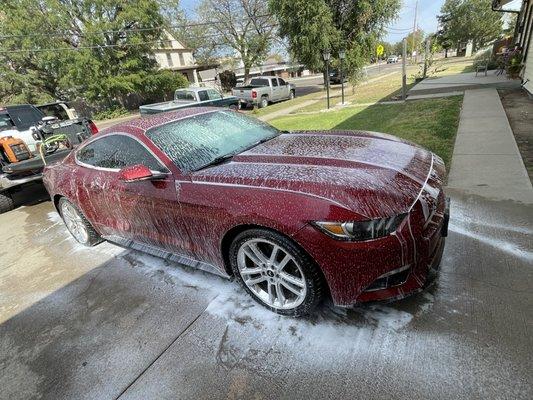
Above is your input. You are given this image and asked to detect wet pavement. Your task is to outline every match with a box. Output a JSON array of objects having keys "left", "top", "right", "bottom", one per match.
[{"left": 0, "top": 188, "right": 532, "bottom": 400}]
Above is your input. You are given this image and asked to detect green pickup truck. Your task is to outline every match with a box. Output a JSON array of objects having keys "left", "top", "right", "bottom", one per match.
[{"left": 139, "top": 87, "right": 239, "bottom": 115}]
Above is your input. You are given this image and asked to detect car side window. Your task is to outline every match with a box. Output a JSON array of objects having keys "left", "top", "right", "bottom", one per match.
[
  {"left": 197, "top": 90, "right": 209, "bottom": 102},
  {"left": 76, "top": 134, "right": 167, "bottom": 172},
  {"left": 175, "top": 90, "right": 196, "bottom": 100},
  {"left": 278, "top": 78, "right": 286, "bottom": 86},
  {"left": 207, "top": 89, "right": 222, "bottom": 100},
  {"left": 271, "top": 78, "right": 278, "bottom": 87}
]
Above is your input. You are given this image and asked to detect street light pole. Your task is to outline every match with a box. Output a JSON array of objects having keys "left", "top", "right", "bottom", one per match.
[
  {"left": 339, "top": 49, "right": 346, "bottom": 105},
  {"left": 323, "top": 50, "right": 331, "bottom": 109}
]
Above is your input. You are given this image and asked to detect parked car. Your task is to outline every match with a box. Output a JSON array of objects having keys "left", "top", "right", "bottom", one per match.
[
  {"left": 329, "top": 70, "right": 348, "bottom": 84},
  {"left": 387, "top": 55, "right": 399, "bottom": 63},
  {"left": 0, "top": 104, "right": 98, "bottom": 213},
  {"left": 139, "top": 87, "right": 239, "bottom": 115},
  {"left": 43, "top": 107, "right": 449, "bottom": 316},
  {"left": 232, "top": 76, "right": 295, "bottom": 109},
  {"left": 37, "top": 101, "right": 78, "bottom": 121}
]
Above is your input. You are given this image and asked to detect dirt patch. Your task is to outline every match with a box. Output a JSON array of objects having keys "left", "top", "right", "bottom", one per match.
[{"left": 499, "top": 89, "right": 533, "bottom": 183}]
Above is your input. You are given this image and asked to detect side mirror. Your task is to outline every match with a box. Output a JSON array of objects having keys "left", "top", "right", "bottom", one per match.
[{"left": 118, "top": 164, "right": 166, "bottom": 182}]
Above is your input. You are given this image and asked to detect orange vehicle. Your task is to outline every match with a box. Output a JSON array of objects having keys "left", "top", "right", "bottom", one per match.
[{"left": 0, "top": 136, "right": 33, "bottom": 164}]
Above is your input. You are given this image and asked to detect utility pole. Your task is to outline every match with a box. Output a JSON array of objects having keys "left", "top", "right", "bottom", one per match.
[
  {"left": 411, "top": 0, "right": 418, "bottom": 62},
  {"left": 423, "top": 38, "right": 431, "bottom": 78},
  {"left": 402, "top": 38, "right": 407, "bottom": 100}
]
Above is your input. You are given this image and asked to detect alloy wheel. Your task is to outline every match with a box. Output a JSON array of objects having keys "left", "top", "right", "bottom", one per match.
[
  {"left": 61, "top": 201, "right": 89, "bottom": 244},
  {"left": 237, "top": 238, "right": 307, "bottom": 310}
]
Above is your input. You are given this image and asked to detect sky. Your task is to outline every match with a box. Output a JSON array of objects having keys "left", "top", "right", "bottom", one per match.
[
  {"left": 384, "top": 0, "right": 446, "bottom": 43},
  {"left": 178, "top": 0, "right": 522, "bottom": 45},
  {"left": 179, "top": 0, "right": 446, "bottom": 45}
]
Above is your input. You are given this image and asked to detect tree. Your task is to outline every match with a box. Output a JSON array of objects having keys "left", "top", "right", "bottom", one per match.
[
  {"left": 269, "top": 0, "right": 401, "bottom": 84},
  {"left": 0, "top": 0, "right": 184, "bottom": 107},
  {"left": 405, "top": 29, "right": 425, "bottom": 57},
  {"left": 219, "top": 70, "right": 237, "bottom": 92},
  {"left": 438, "top": 0, "right": 503, "bottom": 52},
  {"left": 196, "top": 0, "right": 277, "bottom": 80}
]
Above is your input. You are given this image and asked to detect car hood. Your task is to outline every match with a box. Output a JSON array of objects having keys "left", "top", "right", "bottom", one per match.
[{"left": 191, "top": 131, "right": 441, "bottom": 219}]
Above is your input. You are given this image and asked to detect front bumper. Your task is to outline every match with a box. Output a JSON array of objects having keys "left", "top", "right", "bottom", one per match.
[{"left": 292, "top": 196, "right": 450, "bottom": 306}]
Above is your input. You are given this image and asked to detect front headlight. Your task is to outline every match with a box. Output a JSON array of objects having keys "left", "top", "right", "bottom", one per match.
[{"left": 313, "top": 214, "right": 406, "bottom": 241}]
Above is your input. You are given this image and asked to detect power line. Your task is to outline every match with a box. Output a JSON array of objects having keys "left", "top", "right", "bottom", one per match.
[{"left": 0, "top": 14, "right": 275, "bottom": 40}]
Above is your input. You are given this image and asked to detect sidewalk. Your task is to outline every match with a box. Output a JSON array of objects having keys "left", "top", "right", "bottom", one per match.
[
  {"left": 447, "top": 88, "right": 533, "bottom": 203},
  {"left": 409, "top": 71, "right": 520, "bottom": 96}
]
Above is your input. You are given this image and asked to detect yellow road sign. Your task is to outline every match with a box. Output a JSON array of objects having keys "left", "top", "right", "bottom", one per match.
[{"left": 376, "top": 44, "right": 384, "bottom": 56}]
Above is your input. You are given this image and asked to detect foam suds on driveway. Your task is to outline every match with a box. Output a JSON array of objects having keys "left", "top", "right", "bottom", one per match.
[{"left": 0, "top": 192, "right": 531, "bottom": 399}]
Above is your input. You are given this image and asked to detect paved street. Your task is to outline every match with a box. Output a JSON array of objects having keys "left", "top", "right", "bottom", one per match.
[
  {"left": 1, "top": 186, "right": 532, "bottom": 399},
  {"left": 288, "top": 62, "right": 403, "bottom": 96}
]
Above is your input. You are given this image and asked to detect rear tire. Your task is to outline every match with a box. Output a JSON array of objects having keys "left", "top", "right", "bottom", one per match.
[
  {"left": 0, "top": 192, "right": 14, "bottom": 214},
  {"left": 229, "top": 228, "right": 324, "bottom": 317},
  {"left": 58, "top": 198, "right": 102, "bottom": 246},
  {"left": 258, "top": 96, "right": 269, "bottom": 109}
]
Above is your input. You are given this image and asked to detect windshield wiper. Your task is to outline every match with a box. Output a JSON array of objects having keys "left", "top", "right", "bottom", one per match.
[{"left": 195, "top": 153, "right": 234, "bottom": 171}]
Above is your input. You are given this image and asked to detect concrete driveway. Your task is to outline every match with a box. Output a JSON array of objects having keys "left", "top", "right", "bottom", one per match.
[{"left": 0, "top": 188, "right": 532, "bottom": 400}]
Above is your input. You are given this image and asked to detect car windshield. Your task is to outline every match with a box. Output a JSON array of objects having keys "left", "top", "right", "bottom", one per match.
[{"left": 146, "top": 110, "right": 280, "bottom": 172}]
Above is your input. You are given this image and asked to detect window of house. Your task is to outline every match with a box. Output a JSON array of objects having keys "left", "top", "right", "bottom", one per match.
[
  {"left": 166, "top": 53, "right": 173, "bottom": 67},
  {"left": 76, "top": 134, "right": 167, "bottom": 172}
]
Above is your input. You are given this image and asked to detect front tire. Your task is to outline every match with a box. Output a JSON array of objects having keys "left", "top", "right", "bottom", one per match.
[
  {"left": 288, "top": 90, "right": 295, "bottom": 100},
  {"left": 229, "top": 229, "right": 324, "bottom": 317},
  {"left": 0, "top": 192, "right": 14, "bottom": 214},
  {"left": 59, "top": 198, "right": 101, "bottom": 246}
]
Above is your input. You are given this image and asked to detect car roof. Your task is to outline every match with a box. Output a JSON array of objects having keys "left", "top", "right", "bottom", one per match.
[
  {"left": 100, "top": 106, "right": 221, "bottom": 135},
  {"left": 176, "top": 86, "right": 218, "bottom": 93}
]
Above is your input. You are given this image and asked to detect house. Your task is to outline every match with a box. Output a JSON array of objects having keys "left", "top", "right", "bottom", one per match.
[
  {"left": 198, "top": 55, "right": 305, "bottom": 84},
  {"left": 153, "top": 31, "right": 199, "bottom": 84},
  {"left": 493, "top": 0, "right": 533, "bottom": 95}
]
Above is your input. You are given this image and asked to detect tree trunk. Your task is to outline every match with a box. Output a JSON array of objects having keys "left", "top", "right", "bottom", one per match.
[{"left": 244, "top": 66, "right": 250, "bottom": 82}]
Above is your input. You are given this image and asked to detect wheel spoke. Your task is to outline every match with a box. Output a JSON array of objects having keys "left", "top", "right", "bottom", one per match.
[
  {"left": 279, "top": 272, "right": 305, "bottom": 288},
  {"left": 269, "top": 245, "right": 280, "bottom": 263},
  {"left": 280, "top": 279, "right": 303, "bottom": 296},
  {"left": 275, "top": 254, "right": 291, "bottom": 272},
  {"left": 243, "top": 248, "right": 262, "bottom": 266},
  {"left": 248, "top": 243, "right": 269, "bottom": 264},
  {"left": 267, "top": 282, "right": 275, "bottom": 304},
  {"left": 240, "top": 266, "right": 263, "bottom": 276},
  {"left": 275, "top": 282, "right": 285, "bottom": 306},
  {"left": 246, "top": 276, "right": 267, "bottom": 286}
]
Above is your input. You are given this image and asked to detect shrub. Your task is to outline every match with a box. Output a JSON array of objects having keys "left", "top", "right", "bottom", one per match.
[{"left": 219, "top": 70, "right": 237, "bottom": 92}]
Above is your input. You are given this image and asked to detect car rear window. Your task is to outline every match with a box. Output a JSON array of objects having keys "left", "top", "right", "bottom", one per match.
[
  {"left": 249, "top": 78, "right": 269, "bottom": 86},
  {"left": 38, "top": 104, "right": 69, "bottom": 120}
]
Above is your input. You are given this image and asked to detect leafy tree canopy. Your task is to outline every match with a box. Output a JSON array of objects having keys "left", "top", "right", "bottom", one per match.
[
  {"left": 438, "top": 0, "right": 503, "bottom": 52},
  {"left": 269, "top": 0, "right": 401, "bottom": 82},
  {"left": 0, "top": 0, "right": 187, "bottom": 107}
]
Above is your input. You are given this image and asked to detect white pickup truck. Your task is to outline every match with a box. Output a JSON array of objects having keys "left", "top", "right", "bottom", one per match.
[{"left": 232, "top": 76, "right": 296, "bottom": 109}]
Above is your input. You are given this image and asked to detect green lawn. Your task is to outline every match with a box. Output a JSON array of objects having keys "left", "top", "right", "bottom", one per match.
[{"left": 269, "top": 96, "right": 463, "bottom": 168}]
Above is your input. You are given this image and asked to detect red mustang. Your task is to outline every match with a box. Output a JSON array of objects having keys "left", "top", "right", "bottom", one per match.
[{"left": 43, "top": 108, "right": 449, "bottom": 316}]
